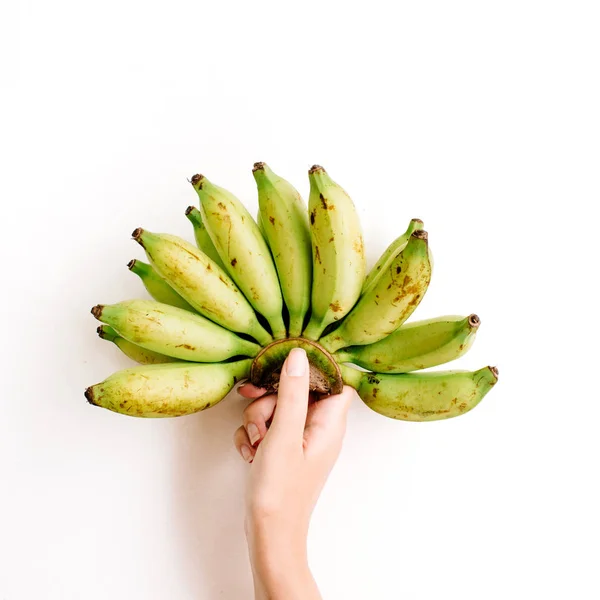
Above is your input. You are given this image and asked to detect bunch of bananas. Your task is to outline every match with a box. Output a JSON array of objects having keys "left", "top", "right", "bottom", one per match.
[{"left": 86, "top": 163, "right": 498, "bottom": 422}]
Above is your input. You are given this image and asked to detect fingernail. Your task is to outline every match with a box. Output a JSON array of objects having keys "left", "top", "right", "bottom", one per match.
[
  {"left": 241, "top": 445, "right": 253, "bottom": 463},
  {"left": 285, "top": 348, "right": 307, "bottom": 377},
  {"left": 247, "top": 423, "right": 260, "bottom": 446}
]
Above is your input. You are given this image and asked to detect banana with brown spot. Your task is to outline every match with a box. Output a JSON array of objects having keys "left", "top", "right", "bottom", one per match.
[
  {"left": 303, "top": 165, "right": 366, "bottom": 340},
  {"left": 191, "top": 174, "right": 286, "bottom": 339},
  {"left": 91, "top": 299, "right": 261, "bottom": 362},
  {"left": 340, "top": 364, "right": 498, "bottom": 422},
  {"left": 253, "top": 162, "right": 312, "bottom": 337},
  {"left": 334, "top": 314, "right": 480, "bottom": 373},
  {"left": 85, "top": 359, "right": 252, "bottom": 418},
  {"left": 133, "top": 229, "right": 272, "bottom": 346},
  {"left": 185, "top": 206, "right": 226, "bottom": 271},
  {"left": 321, "top": 230, "right": 431, "bottom": 352},
  {"left": 127, "top": 259, "right": 196, "bottom": 312},
  {"left": 97, "top": 324, "right": 180, "bottom": 365},
  {"left": 362, "top": 218, "right": 424, "bottom": 296}
]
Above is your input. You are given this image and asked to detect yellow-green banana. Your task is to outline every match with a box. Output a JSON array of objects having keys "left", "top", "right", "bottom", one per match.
[
  {"left": 97, "top": 325, "right": 179, "bottom": 365},
  {"left": 253, "top": 162, "right": 312, "bottom": 337},
  {"left": 191, "top": 174, "right": 286, "bottom": 339},
  {"left": 303, "top": 166, "right": 366, "bottom": 340},
  {"left": 321, "top": 230, "right": 431, "bottom": 353},
  {"left": 133, "top": 228, "right": 272, "bottom": 346},
  {"left": 362, "top": 218, "right": 423, "bottom": 296},
  {"left": 85, "top": 359, "right": 252, "bottom": 417},
  {"left": 185, "top": 206, "right": 226, "bottom": 270},
  {"left": 340, "top": 364, "right": 498, "bottom": 422},
  {"left": 127, "top": 259, "right": 195, "bottom": 311},
  {"left": 334, "top": 314, "right": 480, "bottom": 373},
  {"left": 91, "top": 299, "right": 261, "bottom": 362}
]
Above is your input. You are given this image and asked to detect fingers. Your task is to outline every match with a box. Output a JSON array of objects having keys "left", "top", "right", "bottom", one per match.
[
  {"left": 269, "top": 348, "right": 310, "bottom": 442},
  {"left": 242, "top": 394, "right": 277, "bottom": 446},
  {"left": 238, "top": 382, "right": 267, "bottom": 399},
  {"left": 303, "top": 385, "right": 356, "bottom": 453},
  {"left": 233, "top": 425, "right": 255, "bottom": 463}
]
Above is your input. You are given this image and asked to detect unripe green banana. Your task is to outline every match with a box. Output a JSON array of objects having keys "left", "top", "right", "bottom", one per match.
[
  {"left": 303, "top": 166, "right": 366, "bottom": 340},
  {"left": 340, "top": 364, "right": 498, "bottom": 422},
  {"left": 97, "top": 325, "right": 180, "bottom": 364},
  {"left": 133, "top": 228, "right": 272, "bottom": 346},
  {"left": 185, "top": 206, "right": 226, "bottom": 270},
  {"left": 334, "top": 314, "right": 480, "bottom": 373},
  {"left": 127, "top": 259, "right": 195, "bottom": 311},
  {"left": 321, "top": 230, "right": 432, "bottom": 353},
  {"left": 253, "top": 162, "right": 312, "bottom": 338},
  {"left": 91, "top": 299, "right": 261, "bottom": 362},
  {"left": 85, "top": 359, "right": 252, "bottom": 417},
  {"left": 190, "top": 174, "right": 286, "bottom": 339},
  {"left": 362, "top": 218, "right": 423, "bottom": 296}
]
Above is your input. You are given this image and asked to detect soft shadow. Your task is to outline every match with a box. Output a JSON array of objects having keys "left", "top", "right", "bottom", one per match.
[{"left": 171, "top": 386, "right": 254, "bottom": 599}]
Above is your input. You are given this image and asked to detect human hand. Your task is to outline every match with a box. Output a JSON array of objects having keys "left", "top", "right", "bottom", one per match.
[{"left": 233, "top": 348, "right": 355, "bottom": 598}]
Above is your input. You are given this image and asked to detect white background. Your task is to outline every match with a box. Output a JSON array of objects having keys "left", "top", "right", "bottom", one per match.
[{"left": 2, "top": 1, "right": 599, "bottom": 598}]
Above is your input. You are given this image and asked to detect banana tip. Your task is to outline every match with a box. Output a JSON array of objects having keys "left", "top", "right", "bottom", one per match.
[
  {"left": 84, "top": 386, "right": 97, "bottom": 405},
  {"left": 131, "top": 228, "right": 144, "bottom": 246},
  {"left": 309, "top": 164, "right": 325, "bottom": 175},
  {"left": 412, "top": 229, "right": 428, "bottom": 241},
  {"left": 411, "top": 218, "right": 424, "bottom": 226},
  {"left": 489, "top": 366, "right": 499, "bottom": 380},
  {"left": 190, "top": 174, "right": 204, "bottom": 188},
  {"left": 468, "top": 314, "right": 481, "bottom": 328},
  {"left": 252, "top": 162, "right": 266, "bottom": 172},
  {"left": 91, "top": 304, "right": 104, "bottom": 320},
  {"left": 184, "top": 205, "right": 194, "bottom": 216},
  {"left": 96, "top": 325, "right": 105, "bottom": 337},
  {"left": 127, "top": 259, "right": 136, "bottom": 270}
]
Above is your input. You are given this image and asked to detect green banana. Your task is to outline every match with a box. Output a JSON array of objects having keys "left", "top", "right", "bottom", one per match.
[
  {"left": 303, "top": 166, "right": 366, "bottom": 340},
  {"left": 340, "top": 364, "right": 498, "bottom": 422},
  {"left": 253, "top": 162, "right": 312, "bottom": 337},
  {"left": 127, "top": 259, "right": 195, "bottom": 311},
  {"left": 321, "top": 230, "right": 432, "bottom": 353},
  {"left": 185, "top": 206, "right": 226, "bottom": 270},
  {"left": 362, "top": 218, "right": 423, "bottom": 296},
  {"left": 334, "top": 314, "right": 480, "bottom": 373},
  {"left": 85, "top": 359, "right": 252, "bottom": 418},
  {"left": 132, "top": 228, "right": 272, "bottom": 346},
  {"left": 190, "top": 174, "right": 286, "bottom": 339},
  {"left": 91, "top": 299, "right": 261, "bottom": 362},
  {"left": 97, "top": 325, "right": 179, "bottom": 365},
  {"left": 256, "top": 210, "right": 266, "bottom": 237}
]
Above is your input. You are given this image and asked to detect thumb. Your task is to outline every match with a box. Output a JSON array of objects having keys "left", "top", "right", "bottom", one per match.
[{"left": 269, "top": 348, "right": 310, "bottom": 442}]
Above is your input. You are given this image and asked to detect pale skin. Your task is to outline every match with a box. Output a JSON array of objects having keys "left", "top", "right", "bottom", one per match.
[{"left": 233, "top": 348, "right": 355, "bottom": 600}]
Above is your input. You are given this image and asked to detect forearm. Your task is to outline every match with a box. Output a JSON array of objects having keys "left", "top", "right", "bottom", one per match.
[{"left": 247, "top": 520, "right": 322, "bottom": 600}]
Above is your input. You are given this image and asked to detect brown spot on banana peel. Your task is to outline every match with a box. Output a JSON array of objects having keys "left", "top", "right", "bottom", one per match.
[
  {"left": 329, "top": 301, "right": 343, "bottom": 312},
  {"left": 230, "top": 258, "right": 237, "bottom": 267},
  {"left": 310, "top": 210, "right": 316, "bottom": 225},
  {"left": 269, "top": 216, "right": 275, "bottom": 225},
  {"left": 175, "top": 344, "right": 196, "bottom": 351},
  {"left": 314, "top": 246, "right": 321, "bottom": 264}
]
